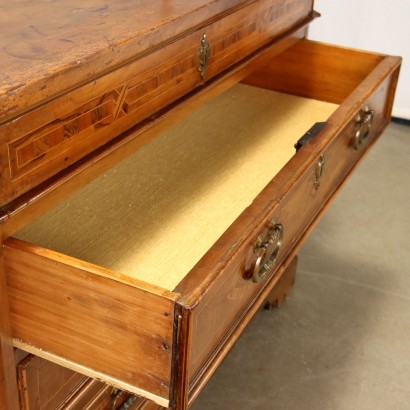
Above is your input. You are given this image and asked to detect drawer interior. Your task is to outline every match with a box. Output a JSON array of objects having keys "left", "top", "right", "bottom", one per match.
[{"left": 14, "top": 84, "right": 337, "bottom": 291}]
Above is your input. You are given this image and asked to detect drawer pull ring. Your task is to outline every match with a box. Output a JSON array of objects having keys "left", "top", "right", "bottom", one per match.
[
  {"left": 353, "top": 105, "right": 374, "bottom": 150},
  {"left": 314, "top": 154, "right": 326, "bottom": 189},
  {"left": 198, "top": 34, "right": 211, "bottom": 80},
  {"left": 252, "top": 223, "right": 283, "bottom": 283}
]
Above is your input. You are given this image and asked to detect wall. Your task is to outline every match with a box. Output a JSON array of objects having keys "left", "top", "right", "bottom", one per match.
[{"left": 309, "top": 0, "right": 409, "bottom": 119}]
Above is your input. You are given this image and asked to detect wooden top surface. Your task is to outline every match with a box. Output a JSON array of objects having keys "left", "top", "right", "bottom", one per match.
[{"left": 0, "top": 0, "right": 247, "bottom": 121}]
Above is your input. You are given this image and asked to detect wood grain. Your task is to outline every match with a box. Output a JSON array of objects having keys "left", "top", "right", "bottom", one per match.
[{"left": 4, "top": 238, "right": 178, "bottom": 406}]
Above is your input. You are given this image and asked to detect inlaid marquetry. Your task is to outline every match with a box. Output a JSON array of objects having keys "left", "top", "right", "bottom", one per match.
[{"left": 0, "top": 0, "right": 313, "bottom": 206}]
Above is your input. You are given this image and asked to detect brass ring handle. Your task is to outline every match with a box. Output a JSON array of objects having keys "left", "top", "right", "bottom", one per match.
[
  {"left": 353, "top": 105, "right": 374, "bottom": 150},
  {"left": 252, "top": 223, "right": 283, "bottom": 283}
]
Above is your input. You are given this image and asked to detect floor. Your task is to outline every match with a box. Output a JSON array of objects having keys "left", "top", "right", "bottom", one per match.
[{"left": 192, "top": 122, "right": 410, "bottom": 410}]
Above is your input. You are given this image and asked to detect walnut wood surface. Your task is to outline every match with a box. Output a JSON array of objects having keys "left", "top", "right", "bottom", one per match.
[
  {"left": 56, "top": 255, "right": 294, "bottom": 410},
  {"left": 36, "top": 255, "right": 295, "bottom": 410},
  {"left": 0, "top": 0, "right": 313, "bottom": 206},
  {"left": 4, "top": 239, "right": 178, "bottom": 407}
]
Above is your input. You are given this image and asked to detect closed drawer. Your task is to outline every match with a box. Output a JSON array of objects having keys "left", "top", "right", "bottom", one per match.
[
  {"left": 16, "top": 349, "right": 154, "bottom": 410},
  {"left": 16, "top": 350, "right": 155, "bottom": 410},
  {"left": 0, "top": 0, "right": 314, "bottom": 206},
  {"left": 3, "top": 41, "right": 400, "bottom": 409},
  {"left": 16, "top": 352, "right": 86, "bottom": 410},
  {"left": 60, "top": 379, "right": 134, "bottom": 410}
]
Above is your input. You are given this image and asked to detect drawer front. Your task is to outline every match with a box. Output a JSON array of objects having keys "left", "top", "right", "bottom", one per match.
[
  {"left": 16, "top": 350, "right": 158, "bottom": 410},
  {"left": 16, "top": 353, "right": 86, "bottom": 410},
  {"left": 0, "top": 0, "right": 313, "bottom": 206},
  {"left": 181, "top": 48, "right": 400, "bottom": 400}
]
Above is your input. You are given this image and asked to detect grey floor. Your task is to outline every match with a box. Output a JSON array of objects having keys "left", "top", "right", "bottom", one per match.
[{"left": 192, "top": 123, "right": 410, "bottom": 410}]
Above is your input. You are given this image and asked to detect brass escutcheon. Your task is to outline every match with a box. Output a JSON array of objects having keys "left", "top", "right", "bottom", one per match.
[{"left": 198, "top": 34, "right": 211, "bottom": 80}]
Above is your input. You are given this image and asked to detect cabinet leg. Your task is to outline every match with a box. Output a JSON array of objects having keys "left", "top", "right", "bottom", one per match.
[{"left": 264, "top": 255, "right": 297, "bottom": 310}]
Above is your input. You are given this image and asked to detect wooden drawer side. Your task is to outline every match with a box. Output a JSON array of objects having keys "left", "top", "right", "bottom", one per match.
[{"left": 4, "top": 238, "right": 177, "bottom": 407}]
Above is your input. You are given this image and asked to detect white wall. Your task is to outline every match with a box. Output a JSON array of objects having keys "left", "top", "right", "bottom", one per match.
[{"left": 309, "top": 0, "right": 409, "bottom": 119}]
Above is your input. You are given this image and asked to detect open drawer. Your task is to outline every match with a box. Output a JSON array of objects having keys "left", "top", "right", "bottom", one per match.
[{"left": 3, "top": 40, "right": 400, "bottom": 409}]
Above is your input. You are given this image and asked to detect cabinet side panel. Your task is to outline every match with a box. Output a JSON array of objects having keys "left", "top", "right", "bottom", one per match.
[{"left": 0, "top": 254, "right": 20, "bottom": 410}]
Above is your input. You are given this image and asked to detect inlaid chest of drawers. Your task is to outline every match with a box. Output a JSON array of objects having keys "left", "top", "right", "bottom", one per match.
[{"left": 0, "top": 1, "right": 401, "bottom": 409}]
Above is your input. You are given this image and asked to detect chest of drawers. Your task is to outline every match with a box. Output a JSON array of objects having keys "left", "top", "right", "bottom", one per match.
[{"left": 0, "top": 1, "right": 401, "bottom": 409}]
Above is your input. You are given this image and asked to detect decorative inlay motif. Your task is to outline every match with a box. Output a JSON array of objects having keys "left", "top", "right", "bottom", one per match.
[{"left": 8, "top": 52, "right": 197, "bottom": 177}]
